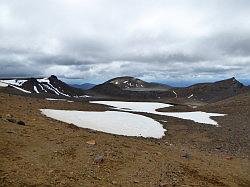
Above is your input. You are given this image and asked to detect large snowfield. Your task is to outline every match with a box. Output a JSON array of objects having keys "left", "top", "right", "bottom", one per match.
[
  {"left": 40, "top": 109, "right": 166, "bottom": 138},
  {"left": 40, "top": 101, "right": 225, "bottom": 138}
]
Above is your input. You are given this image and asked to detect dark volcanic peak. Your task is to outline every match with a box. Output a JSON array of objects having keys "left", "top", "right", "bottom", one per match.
[
  {"left": 104, "top": 76, "right": 170, "bottom": 91},
  {"left": 218, "top": 77, "right": 244, "bottom": 87},
  {"left": 90, "top": 76, "right": 172, "bottom": 99},
  {"left": 0, "top": 75, "right": 89, "bottom": 98},
  {"left": 188, "top": 77, "right": 244, "bottom": 89},
  {"left": 171, "top": 77, "right": 248, "bottom": 102},
  {"left": 107, "top": 76, "right": 148, "bottom": 89},
  {"left": 50, "top": 75, "right": 58, "bottom": 79}
]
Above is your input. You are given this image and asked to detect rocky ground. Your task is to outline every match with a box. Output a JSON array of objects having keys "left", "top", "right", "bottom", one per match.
[{"left": 0, "top": 92, "right": 249, "bottom": 186}]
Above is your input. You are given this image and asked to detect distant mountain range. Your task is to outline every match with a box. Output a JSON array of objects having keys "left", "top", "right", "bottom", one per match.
[
  {"left": 70, "top": 83, "right": 96, "bottom": 90},
  {"left": 0, "top": 75, "right": 249, "bottom": 102},
  {"left": 90, "top": 76, "right": 249, "bottom": 102}
]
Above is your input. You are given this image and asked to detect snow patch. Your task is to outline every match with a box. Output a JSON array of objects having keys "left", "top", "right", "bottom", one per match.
[
  {"left": 159, "top": 112, "right": 224, "bottom": 126},
  {"left": 91, "top": 101, "right": 172, "bottom": 113},
  {"left": 90, "top": 101, "right": 225, "bottom": 126},
  {"left": 173, "top": 90, "right": 177, "bottom": 98},
  {"left": 188, "top": 94, "right": 194, "bottom": 99},
  {"left": 45, "top": 98, "right": 73, "bottom": 102},
  {"left": 0, "top": 79, "right": 27, "bottom": 86},
  {"left": 0, "top": 81, "right": 8, "bottom": 87},
  {"left": 40, "top": 109, "right": 165, "bottom": 138},
  {"left": 34, "top": 86, "right": 39, "bottom": 93},
  {"left": 78, "top": 95, "right": 91, "bottom": 98},
  {"left": 37, "top": 78, "right": 50, "bottom": 83}
]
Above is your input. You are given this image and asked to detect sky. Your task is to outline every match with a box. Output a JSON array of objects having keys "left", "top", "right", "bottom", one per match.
[{"left": 0, "top": 0, "right": 250, "bottom": 85}]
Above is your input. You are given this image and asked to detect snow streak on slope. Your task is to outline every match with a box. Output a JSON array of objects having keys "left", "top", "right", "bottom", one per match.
[
  {"left": 34, "top": 86, "right": 39, "bottom": 93},
  {"left": 9, "top": 85, "right": 31, "bottom": 93},
  {"left": 173, "top": 91, "right": 177, "bottom": 98}
]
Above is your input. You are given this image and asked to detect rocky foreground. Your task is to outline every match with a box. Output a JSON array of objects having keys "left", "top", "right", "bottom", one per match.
[{"left": 0, "top": 92, "right": 249, "bottom": 186}]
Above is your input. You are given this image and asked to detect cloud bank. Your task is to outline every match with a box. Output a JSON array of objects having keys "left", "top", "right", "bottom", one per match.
[{"left": 0, "top": 0, "right": 250, "bottom": 82}]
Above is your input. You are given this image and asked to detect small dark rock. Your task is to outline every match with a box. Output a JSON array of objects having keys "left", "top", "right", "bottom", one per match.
[
  {"left": 7, "top": 118, "right": 17, "bottom": 123},
  {"left": 181, "top": 150, "right": 191, "bottom": 159},
  {"left": 17, "top": 120, "right": 25, "bottom": 126},
  {"left": 94, "top": 155, "right": 104, "bottom": 164},
  {"left": 181, "top": 152, "right": 191, "bottom": 159},
  {"left": 215, "top": 145, "right": 222, "bottom": 150}
]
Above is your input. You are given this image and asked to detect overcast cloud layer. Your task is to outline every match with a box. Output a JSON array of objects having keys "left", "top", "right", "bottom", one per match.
[{"left": 0, "top": 0, "right": 250, "bottom": 83}]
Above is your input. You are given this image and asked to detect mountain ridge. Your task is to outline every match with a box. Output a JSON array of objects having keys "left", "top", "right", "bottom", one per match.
[
  {"left": 94, "top": 76, "right": 171, "bottom": 91},
  {"left": 0, "top": 75, "right": 89, "bottom": 98},
  {"left": 1, "top": 75, "right": 249, "bottom": 102},
  {"left": 91, "top": 76, "right": 249, "bottom": 102}
]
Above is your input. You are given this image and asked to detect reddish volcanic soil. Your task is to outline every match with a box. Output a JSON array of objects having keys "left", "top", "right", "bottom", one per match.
[{"left": 0, "top": 92, "right": 249, "bottom": 186}]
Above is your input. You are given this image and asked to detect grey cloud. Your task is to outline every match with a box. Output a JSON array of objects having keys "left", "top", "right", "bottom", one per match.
[
  {"left": 192, "top": 66, "right": 242, "bottom": 74},
  {"left": 119, "top": 53, "right": 206, "bottom": 64},
  {"left": 0, "top": 61, "right": 42, "bottom": 78},
  {"left": 0, "top": 0, "right": 250, "bottom": 82},
  {"left": 198, "top": 31, "right": 250, "bottom": 57}
]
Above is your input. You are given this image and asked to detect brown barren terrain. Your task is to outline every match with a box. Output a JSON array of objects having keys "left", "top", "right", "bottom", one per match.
[{"left": 0, "top": 92, "right": 249, "bottom": 186}]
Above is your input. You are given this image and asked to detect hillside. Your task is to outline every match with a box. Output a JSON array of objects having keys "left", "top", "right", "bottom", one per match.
[
  {"left": 90, "top": 76, "right": 173, "bottom": 99},
  {"left": 0, "top": 90, "right": 249, "bottom": 186},
  {"left": 106, "top": 76, "right": 171, "bottom": 91},
  {"left": 166, "top": 77, "right": 249, "bottom": 102},
  {"left": 91, "top": 76, "right": 249, "bottom": 102},
  {"left": 0, "top": 75, "right": 89, "bottom": 98}
]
